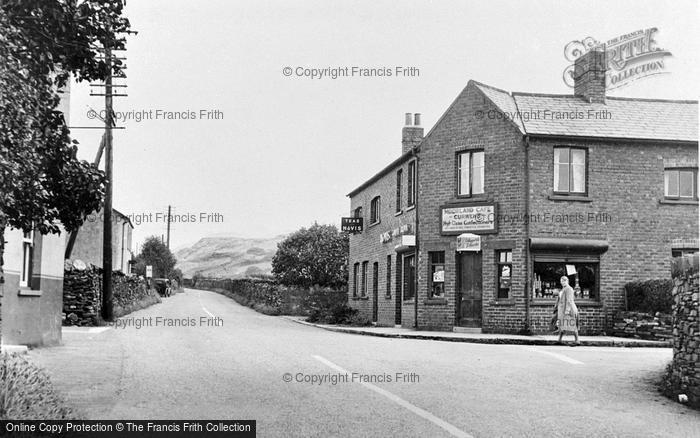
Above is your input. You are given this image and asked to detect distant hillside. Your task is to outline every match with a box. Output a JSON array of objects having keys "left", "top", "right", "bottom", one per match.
[{"left": 174, "top": 235, "right": 285, "bottom": 278}]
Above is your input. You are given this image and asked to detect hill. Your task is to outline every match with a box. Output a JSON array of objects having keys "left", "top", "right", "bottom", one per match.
[{"left": 174, "top": 235, "right": 285, "bottom": 278}]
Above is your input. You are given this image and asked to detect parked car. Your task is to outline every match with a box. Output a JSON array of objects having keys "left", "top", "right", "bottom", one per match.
[{"left": 153, "top": 278, "right": 172, "bottom": 297}]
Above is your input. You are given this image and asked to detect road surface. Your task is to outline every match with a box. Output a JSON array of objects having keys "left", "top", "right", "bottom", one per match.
[{"left": 31, "top": 288, "right": 700, "bottom": 437}]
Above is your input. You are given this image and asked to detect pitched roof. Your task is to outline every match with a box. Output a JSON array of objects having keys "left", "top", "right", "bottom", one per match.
[{"left": 474, "top": 81, "right": 698, "bottom": 142}]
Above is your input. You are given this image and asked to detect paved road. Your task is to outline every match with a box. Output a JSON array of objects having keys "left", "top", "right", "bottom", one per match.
[{"left": 32, "top": 288, "right": 700, "bottom": 437}]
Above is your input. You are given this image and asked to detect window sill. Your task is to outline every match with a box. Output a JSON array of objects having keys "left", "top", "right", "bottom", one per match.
[
  {"left": 423, "top": 298, "right": 447, "bottom": 305},
  {"left": 385, "top": 295, "right": 392, "bottom": 300},
  {"left": 368, "top": 220, "right": 381, "bottom": 228},
  {"left": 492, "top": 299, "right": 515, "bottom": 306},
  {"left": 453, "top": 194, "right": 487, "bottom": 202},
  {"left": 402, "top": 299, "right": 415, "bottom": 305},
  {"left": 359, "top": 296, "right": 369, "bottom": 300},
  {"left": 18, "top": 288, "right": 42, "bottom": 297},
  {"left": 394, "top": 210, "right": 403, "bottom": 217},
  {"left": 405, "top": 205, "right": 415, "bottom": 212},
  {"left": 548, "top": 194, "right": 592, "bottom": 202},
  {"left": 659, "top": 199, "right": 698, "bottom": 205}
]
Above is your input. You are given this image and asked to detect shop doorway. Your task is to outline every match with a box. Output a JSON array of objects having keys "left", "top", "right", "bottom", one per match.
[{"left": 457, "top": 252, "right": 482, "bottom": 327}]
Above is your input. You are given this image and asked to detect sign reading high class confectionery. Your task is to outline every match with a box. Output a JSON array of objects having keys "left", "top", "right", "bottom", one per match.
[
  {"left": 341, "top": 217, "right": 363, "bottom": 233},
  {"left": 441, "top": 203, "right": 497, "bottom": 234}
]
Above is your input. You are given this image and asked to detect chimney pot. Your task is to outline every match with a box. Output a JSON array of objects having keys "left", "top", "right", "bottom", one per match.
[{"left": 402, "top": 112, "right": 424, "bottom": 154}]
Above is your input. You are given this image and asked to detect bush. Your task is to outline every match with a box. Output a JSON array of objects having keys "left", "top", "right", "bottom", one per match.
[
  {"left": 0, "top": 354, "right": 76, "bottom": 420},
  {"left": 624, "top": 279, "right": 674, "bottom": 314},
  {"left": 306, "top": 304, "right": 372, "bottom": 326}
]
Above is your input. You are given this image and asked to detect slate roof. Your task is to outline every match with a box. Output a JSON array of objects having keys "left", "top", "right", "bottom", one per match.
[{"left": 473, "top": 81, "right": 698, "bottom": 142}]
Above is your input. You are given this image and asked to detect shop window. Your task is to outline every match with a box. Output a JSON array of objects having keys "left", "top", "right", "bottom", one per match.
[
  {"left": 428, "top": 252, "right": 445, "bottom": 298},
  {"left": 407, "top": 161, "right": 416, "bottom": 207},
  {"left": 496, "top": 250, "right": 512, "bottom": 299},
  {"left": 370, "top": 196, "right": 381, "bottom": 225},
  {"left": 533, "top": 260, "right": 598, "bottom": 300},
  {"left": 361, "top": 261, "right": 368, "bottom": 297},
  {"left": 457, "top": 150, "right": 484, "bottom": 196},
  {"left": 20, "top": 229, "right": 34, "bottom": 288},
  {"left": 664, "top": 168, "right": 697, "bottom": 200},
  {"left": 396, "top": 169, "right": 403, "bottom": 213},
  {"left": 553, "top": 147, "right": 587, "bottom": 194},
  {"left": 352, "top": 262, "right": 359, "bottom": 297},
  {"left": 386, "top": 255, "right": 392, "bottom": 298},
  {"left": 672, "top": 248, "right": 698, "bottom": 257}
]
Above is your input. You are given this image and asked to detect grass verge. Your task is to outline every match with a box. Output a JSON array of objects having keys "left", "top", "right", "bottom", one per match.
[{"left": 0, "top": 353, "right": 77, "bottom": 420}]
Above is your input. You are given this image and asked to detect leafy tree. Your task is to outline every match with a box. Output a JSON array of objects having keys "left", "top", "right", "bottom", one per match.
[
  {"left": 272, "top": 224, "right": 349, "bottom": 288},
  {"left": 0, "top": 2, "right": 130, "bottom": 280},
  {"left": 134, "top": 236, "right": 177, "bottom": 279}
]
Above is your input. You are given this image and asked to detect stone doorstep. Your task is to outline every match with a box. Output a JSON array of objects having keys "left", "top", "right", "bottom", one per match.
[
  {"left": 1, "top": 344, "right": 29, "bottom": 355},
  {"left": 283, "top": 317, "right": 671, "bottom": 348}
]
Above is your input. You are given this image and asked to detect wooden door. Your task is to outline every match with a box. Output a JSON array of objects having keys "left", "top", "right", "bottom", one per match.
[{"left": 457, "top": 252, "right": 483, "bottom": 327}]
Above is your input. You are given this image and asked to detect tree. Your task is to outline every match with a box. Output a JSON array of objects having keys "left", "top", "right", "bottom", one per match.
[
  {"left": 0, "top": 2, "right": 130, "bottom": 280},
  {"left": 272, "top": 224, "right": 349, "bottom": 288},
  {"left": 134, "top": 236, "right": 177, "bottom": 279}
]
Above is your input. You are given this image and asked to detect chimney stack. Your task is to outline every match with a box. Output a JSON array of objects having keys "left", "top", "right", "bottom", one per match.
[
  {"left": 574, "top": 48, "right": 607, "bottom": 104},
  {"left": 402, "top": 112, "right": 424, "bottom": 154}
]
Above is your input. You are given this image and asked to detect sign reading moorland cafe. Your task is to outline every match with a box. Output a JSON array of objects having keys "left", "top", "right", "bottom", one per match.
[
  {"left": 341, "top": 217, "right": 363, "bottom": 233},
  {"left": 440, "top": 203, "right": 496, "bottom": 235}
]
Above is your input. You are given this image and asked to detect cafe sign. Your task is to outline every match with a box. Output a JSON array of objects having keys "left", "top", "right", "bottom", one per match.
[
  {"left": 380, "top": 223, "right": 413, "bottom": 244},
  {"left": 440, "top": 203, "right": 496, "bottom": 235},
  {"left": 341, "top": 217, "right": 363, "bottom": 233},
  {"left": 457, "top": 233, "right": 481, "bottom": 252}
]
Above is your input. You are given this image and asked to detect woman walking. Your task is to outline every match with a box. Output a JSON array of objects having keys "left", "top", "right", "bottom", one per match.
[{"left": 556, "top": 276, "right": 580, "bottom": 345}]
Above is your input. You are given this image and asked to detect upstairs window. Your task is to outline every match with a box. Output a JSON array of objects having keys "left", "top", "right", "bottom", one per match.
[
  {"left": 407, "top": 161, "right": 416, "bottom": 207},
  {"left": 354, "top": 206, "right": 363, "bottom": 218},
  {"left": 554, "top": 147, "right": 586, "bottom": 194},
  {"left": 396, "top": 169, "right": 403, "bottom": 213},
  {"left": 370, "top": 196, "right": 381, "bottom": 225},
  {"left": 664, "top": 168, "right": 697, "bottom": 200},
  {"left": 457, "top": 150, "right": 484, "bottom": 196}
]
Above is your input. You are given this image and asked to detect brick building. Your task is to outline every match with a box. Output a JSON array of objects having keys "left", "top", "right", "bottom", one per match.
[{"left": 347, "top": 50, "right": 698, "bottom": 334}]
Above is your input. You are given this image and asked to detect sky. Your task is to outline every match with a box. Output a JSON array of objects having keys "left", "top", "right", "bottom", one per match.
[{"left": 66, "top": 0, "right": 700, "bottom": 251}]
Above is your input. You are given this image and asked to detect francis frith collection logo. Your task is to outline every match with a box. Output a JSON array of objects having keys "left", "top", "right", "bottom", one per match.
[{"left": 563, "top": 27, "right": 672, "bottom": 90}]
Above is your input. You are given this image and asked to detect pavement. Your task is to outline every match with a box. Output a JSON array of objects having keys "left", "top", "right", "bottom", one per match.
[
  {"left": 282, "top": 316, "right": 671, "bottom": 348},
  {"left": 29, "top": 288, "right": 699, "bottom": 437}
]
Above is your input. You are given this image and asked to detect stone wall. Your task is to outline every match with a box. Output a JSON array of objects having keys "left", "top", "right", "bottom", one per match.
[
  {"left": 193, "top": 278, "right": 347, "bottom": 316},
  {"left": 63, "top": 265, "right": 159, "bottom": 326},
  {"left": 610, "top": 311, "right": 673, "bottom": 342},
  {"left": 665, "top": 255, "right": 699, "bottom": 408}
]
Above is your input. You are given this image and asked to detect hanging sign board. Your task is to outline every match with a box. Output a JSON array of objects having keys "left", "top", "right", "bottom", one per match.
[
  {"left": 146, "top": 265, "right": 153, "bottom": 278},
  {"left": 341, "top": 217, "right": 363, "bottom": 233},
  {"left": 456, "top": 233, "right": 481, "bottom": 252}
]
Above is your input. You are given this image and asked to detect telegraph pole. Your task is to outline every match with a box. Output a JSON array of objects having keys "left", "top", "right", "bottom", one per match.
[
  {"left": 102, "top": 18, "right": 114, "bottom": 321},
  {"left": 166, "top": 205, "right": 172, "bottom": 249}
]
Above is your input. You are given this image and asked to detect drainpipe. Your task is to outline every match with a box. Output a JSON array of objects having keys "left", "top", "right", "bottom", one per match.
[
  {"left": 413, "top": 147, "right": 420, "bottom": 330},
  {"left": 523, "top": 135, "right": 533, "bottom": 335}
]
